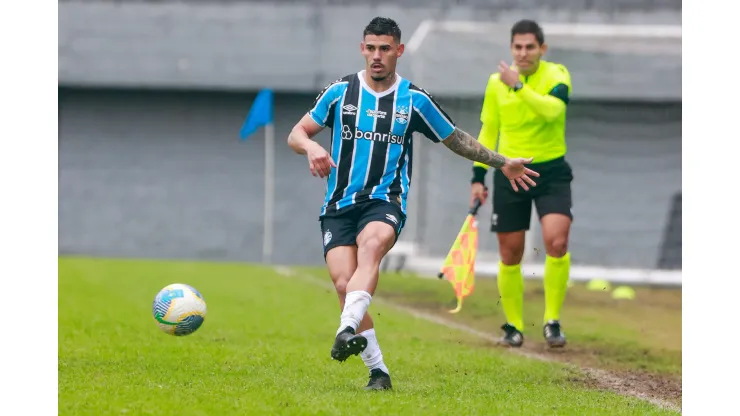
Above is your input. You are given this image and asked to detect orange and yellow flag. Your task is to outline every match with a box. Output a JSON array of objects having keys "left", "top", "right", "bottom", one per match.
[{"left": 437, "top": 201, "right": 481, "bottom": 314}]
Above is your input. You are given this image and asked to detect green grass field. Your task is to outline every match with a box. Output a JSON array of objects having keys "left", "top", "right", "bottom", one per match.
[{"left": 59, "top": 256, "right": 680, "bottom": 415}]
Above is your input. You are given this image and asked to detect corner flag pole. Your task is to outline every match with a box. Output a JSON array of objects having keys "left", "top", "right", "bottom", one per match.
[
  {"left": 263, "top": 122, "right": 275, "bottom": 264},
  {"left": 239, "top": 88, "right": 275, "bottom": 264}
]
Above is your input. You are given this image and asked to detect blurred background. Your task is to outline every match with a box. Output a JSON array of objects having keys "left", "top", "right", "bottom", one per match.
[{"left": 58, "top": 0, "right": 681, "bottom": 281}]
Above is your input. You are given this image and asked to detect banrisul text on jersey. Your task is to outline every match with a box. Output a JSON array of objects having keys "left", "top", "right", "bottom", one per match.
[{"left": 308, "top": 71, "right": 455, "bottom": 217}]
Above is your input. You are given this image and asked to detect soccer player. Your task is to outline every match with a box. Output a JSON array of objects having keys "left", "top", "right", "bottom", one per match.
[
  {"left": 470, "top": 19, "right": 573, "bottom": 349},
  {"left": 288, "top": 17, "right": 539, "bottom": 390}
]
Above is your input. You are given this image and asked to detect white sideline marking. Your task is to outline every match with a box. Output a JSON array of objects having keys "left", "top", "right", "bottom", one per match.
[{"left": 273, "top": 266, "right": 681, "bottom": 413}]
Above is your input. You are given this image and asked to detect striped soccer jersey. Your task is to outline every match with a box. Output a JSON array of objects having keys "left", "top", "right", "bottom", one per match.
[{"left": 308, "top": 71, "right": 456, "bottom": 217}]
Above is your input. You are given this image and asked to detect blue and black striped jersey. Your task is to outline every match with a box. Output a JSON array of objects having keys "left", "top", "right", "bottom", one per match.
[{"left": 308, "top": 71, "right": 456, "bottom": 217}]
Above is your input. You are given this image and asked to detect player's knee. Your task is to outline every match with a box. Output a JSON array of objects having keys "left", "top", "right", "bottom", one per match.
[
  {"left": 335, "top": 282, "right": 348, "bottom": 299},
  {"left": 331, "top": 274, "right": 351, "bottom": 297},
  {"left": 500, "top": 248, "right": 524, "bottom": 266},
  {"left": 545, "top": 237, "right": 569, "bottom": 257},
  {"left": 358, "top": 235, "right": 389, "bottom": 260},
  {"left": 497, "top": 231, "right": 526, "bottom": 265},
  {"left": 499, "top": 244, "right": 525, "bottom": 265}
]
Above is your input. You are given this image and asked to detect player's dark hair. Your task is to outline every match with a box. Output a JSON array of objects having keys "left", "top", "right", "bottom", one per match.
[
  {"left": 511, "top": 19, "right": 544, "bottom": 45},
  {"left": 364, "top": 17, "right": 402, "bottom": 42}
]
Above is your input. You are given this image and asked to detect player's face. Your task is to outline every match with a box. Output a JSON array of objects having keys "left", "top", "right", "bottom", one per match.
[
  {"left": 511, "top": 33, "right": 547, "bottom": 73},
  {"left": 361, "top": 35, "right": 404, "bottom": 81}
]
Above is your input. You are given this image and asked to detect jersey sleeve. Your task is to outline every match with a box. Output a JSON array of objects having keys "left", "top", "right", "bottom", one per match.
[
  {"left": 517, "top": 63, "right": 571, "bottom": 121},
  {"left": 308, "top": 79, "right": 345, "bottom": 128},
  {"left": 409, "top": 87, "right": 456, "bottom": 142},
  {"left": 480, "top": 74, "right": 501, "bottom": 127}
]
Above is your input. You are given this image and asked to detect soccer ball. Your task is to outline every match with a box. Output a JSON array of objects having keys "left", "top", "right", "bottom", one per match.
[{"left": 152, "top": 283, "right": 207, "bottom": 336}]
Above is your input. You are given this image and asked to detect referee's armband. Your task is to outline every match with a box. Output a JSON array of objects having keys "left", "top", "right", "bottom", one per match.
[
  {"left": 471, "top": 166, "right": 488, "bottom": 184},
  {"left": 548, "top": 83, "right": 570, "bottom": 105}
]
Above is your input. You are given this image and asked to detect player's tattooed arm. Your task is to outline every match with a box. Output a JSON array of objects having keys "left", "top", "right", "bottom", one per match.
[{"left": 441, "top": 128, "right": 507, "bottom": 169}]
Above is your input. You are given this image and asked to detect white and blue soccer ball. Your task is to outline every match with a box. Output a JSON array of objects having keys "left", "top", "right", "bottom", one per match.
[{"left": 152, "top": 283, "right": 207, "bottom": 336}]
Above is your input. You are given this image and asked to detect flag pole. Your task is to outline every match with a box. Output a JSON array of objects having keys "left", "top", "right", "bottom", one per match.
[
  {"left": 240, "top": 88, "right": 274, "bottom": 265},
  {"left": 263, "top": 122, "right": 275, "bottom": 264}
]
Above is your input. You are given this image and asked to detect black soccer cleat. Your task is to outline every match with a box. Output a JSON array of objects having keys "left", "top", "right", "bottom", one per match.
[
  {"left": 497, "top": 323, "right": 524, "bottom": 348},
  {"left": 331, "top": 326, "right": 368, "bottom": 362},
  {"left": 365, "top": 368, "right": 392, "bottom": 391},
  {"left": 543, "top": 320, "right": 567, "bottom": 348}
]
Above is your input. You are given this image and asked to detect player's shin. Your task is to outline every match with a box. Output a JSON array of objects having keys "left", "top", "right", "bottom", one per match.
[
  {"left": 543, "top": 252, "right": 570, "bottom": 322},
  {"left": 497, "top": 261, "right": 524, "bottom": 331},
  {"left": 339, "top": 247, "right": 383, "bottom": 334},
  {"left": 337, "top": 290, "right": 373, "bottom": 334}
]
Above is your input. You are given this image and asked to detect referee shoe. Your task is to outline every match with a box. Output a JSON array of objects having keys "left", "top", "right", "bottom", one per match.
[
  {"left": 543, "top": 320, "right": 567, "bottom": 348},
  {"left": 497, "top": 323, "right": 524, "bottom": 348}
]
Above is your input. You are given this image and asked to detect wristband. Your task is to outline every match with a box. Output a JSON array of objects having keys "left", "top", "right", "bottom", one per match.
[{"left": 471, "top": 166, "right": 488, "bottom": 184}]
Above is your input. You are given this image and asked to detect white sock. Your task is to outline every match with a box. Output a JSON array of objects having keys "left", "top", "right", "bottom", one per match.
[
  {"left": 337, "top": 290, "right": 372, "bottom": 335},
  {"left": 359, "top": 328, "right": 390, "bottom": 375}
]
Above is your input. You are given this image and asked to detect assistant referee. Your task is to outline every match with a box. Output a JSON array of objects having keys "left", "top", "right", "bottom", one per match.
[{"left": 471, "top": 19, "right": 573, "bottom": 349}]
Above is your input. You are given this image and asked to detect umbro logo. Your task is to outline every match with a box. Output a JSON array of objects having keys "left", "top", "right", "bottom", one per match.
[
  {"left": 342, "top": 104, "right": 357, "bottom": 115},
  {"left": 385, "top": 213, "right": 398, "bottom": 225}
]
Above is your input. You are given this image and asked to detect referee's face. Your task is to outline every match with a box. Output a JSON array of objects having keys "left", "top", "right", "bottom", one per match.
[
  {"left": 511, "top": 33, "right": 546, "bottom": 74},
  {"left": 361, "top": 35, "right": 404, "bottom": 82}
]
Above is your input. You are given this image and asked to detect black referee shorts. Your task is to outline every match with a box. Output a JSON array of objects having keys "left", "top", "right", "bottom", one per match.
[
  {"left": 491, "top": 156, "right": 574, "bottom": 233},
  {"left": 319, "top": 199, "right": 406, "bottom": 259}
]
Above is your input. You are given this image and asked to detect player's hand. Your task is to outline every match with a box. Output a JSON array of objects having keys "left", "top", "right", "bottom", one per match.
[
  {"left": 305, "top": 142, "right": 337, "bottom": 178},
  {"left": 498, "top": 61, "right": 520, "bottom": 88},
  {"left": 501, "top": 157, "right": 539, "bottom": 192},
  {"left": 470, "top": 183, "right": 488, "bottom": 206}
]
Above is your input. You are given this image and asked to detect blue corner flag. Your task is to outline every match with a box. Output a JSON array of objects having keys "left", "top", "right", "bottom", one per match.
[{"left": 239, "top": 89, "right": 273, "bottom": 140}]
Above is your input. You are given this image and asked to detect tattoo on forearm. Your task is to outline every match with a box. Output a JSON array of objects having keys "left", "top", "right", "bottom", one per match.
[{"left": 442, "top": 128, "right": 506, "bottom": 169}]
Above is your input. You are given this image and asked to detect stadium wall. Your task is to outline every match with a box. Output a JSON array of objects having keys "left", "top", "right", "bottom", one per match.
[
  {"left": 59, "top": 0, "right": 681, "bottom": 101},
  {"left": 59, "top": 88, "right": 681, "bottom": 270}
]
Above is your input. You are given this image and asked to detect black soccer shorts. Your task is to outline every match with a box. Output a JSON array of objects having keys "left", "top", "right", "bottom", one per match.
[
  {"left": 491, "top": 156, "right": 574, "bottom": 233},
  {"left": 319, "top": 199, "right": 406, "bottom": 258}
]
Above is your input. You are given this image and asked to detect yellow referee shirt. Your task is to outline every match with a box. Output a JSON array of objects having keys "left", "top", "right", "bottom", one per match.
[{"left": 474, "top": 60, "right": 572, "bottom": 174}]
